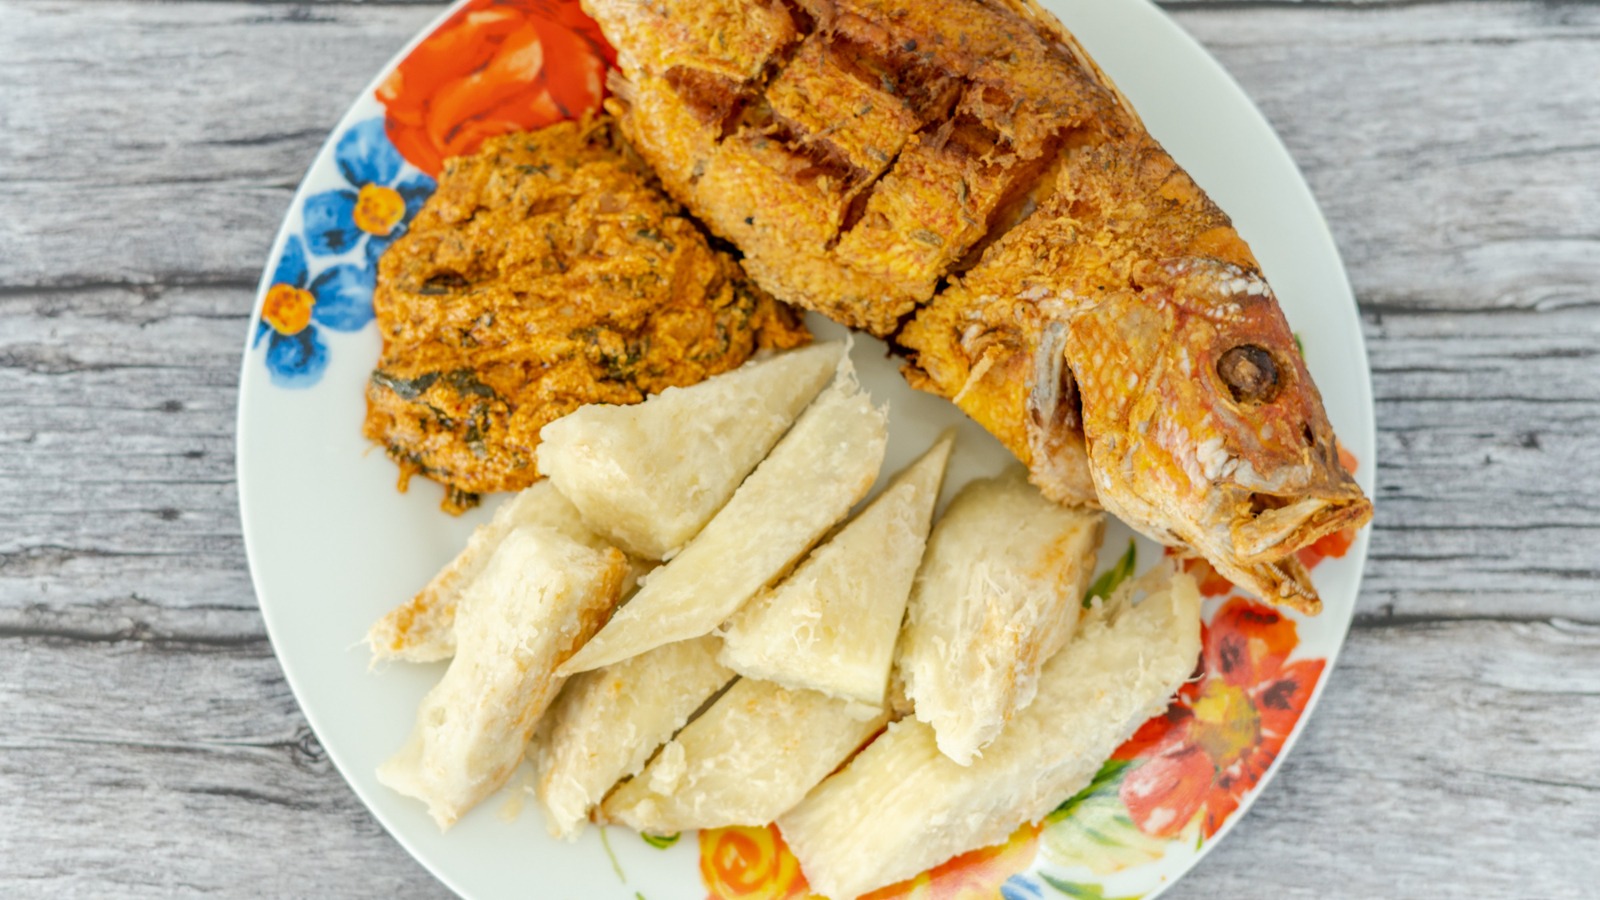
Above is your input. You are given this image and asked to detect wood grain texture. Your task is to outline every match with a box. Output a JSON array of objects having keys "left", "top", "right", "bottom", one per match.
[{"left": 0, "top": 0, "right": 1595, "bottom": 897}]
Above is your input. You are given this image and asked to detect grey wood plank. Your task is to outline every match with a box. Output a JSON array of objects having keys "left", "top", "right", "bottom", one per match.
[
  {"left": 0, "top": 1, "right": 440, "bottom": 286},
  {"left": 1361, "top": 307, "right": 1600, "bottom": 619},
  {"left": 1177, "top": 2, "right": 1600, "bottom": 318},
  {"left": 0, "top": 609, "right": 418, "bottom": 891}
]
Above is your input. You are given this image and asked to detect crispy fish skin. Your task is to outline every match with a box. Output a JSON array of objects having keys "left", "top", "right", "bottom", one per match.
[
  {"left": 591, "top": 0, "right": 1116, "bottom": 336},
  {"left": 583, "top": 0, "right": 1370, "bottom": 611}
]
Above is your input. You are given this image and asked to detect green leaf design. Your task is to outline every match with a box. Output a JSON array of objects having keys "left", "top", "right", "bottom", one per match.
[
  {"left": 1293, "top": 331, "right": 1306, "bottom": 359},
  {"left": 1041, "top": 757, "right": 1180, "bottom": 875},
  {"left": 640, "top": 832, "right": 680, "bottom": 849},
  {"left": 1049, "top": 759, "right": 1134, "bottom": 820},
  {"left": 1083, "top": 540, "right": 1137, "bottom": 609},
  {"left": 1038, "top": 873, "right": 1143, "bottom": 900}
]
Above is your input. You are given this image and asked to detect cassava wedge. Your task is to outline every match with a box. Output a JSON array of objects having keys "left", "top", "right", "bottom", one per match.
[
  {"left": 778, "top": 565, "right": 1202, "bottom": 900},
  {"left": 601, "top": 678, "right": 887, "bottom": 833},
  {"left": 537, "top": 341, "right": 844, "bottom": 560},
  {"left": 533, "top": 636, "right": 735, "bottom": 840},
  {"left": 719, "top": 433, "right": 952, "bottom": 708},
  {"left": 376, "top": 525, "right": 627, "bottom": 829},
  {"left": 899, "top": 465, "right": 1104, "bottom": 764},
  {"left": 366, "top": 481, "right": 615, "bottom": 664},
  {"left": 558, "top": 359, "right": 888, "bottom": 675}
]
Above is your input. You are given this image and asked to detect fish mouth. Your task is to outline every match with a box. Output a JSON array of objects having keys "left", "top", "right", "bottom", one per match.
[
  {"left": 1230, "top": 492, "right": 1372, "bottom": 566},
  {"left": 1215, "top": 491, "right": 1372, "bottom": 614},
  {"left": 1227, "top": 554, "right": 1322, "bottom": 615}
]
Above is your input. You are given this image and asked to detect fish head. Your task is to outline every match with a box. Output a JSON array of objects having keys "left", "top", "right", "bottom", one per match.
[{"left": 1069, "top": 257, "right": 1371, "bottom": 612}]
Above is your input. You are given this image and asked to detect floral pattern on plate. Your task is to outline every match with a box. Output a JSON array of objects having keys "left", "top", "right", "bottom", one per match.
[
  {"left": 1038, "top": 594, "right": 1328, "bottom": 891},
  {"left": 254, "top": 232, "right": 369, "bottom": 387},
  {"left": 1108, "top": 599, "right": 1324, "bottom": 843},
  {"left": 302, "top": 118, "right": 434, "bottom": 265},
  {"left": 377, "top": 0, "right": 612, "bottom": 176},
  {"left": 252, "top": 119, "right": 432, "bottom": 386}
]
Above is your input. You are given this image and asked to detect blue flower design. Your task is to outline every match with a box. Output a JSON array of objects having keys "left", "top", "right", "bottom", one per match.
[
  {"left": 303, "top": 118, "right": 435, "bottom": 263},
  {"left": 253, "top": 235, "right": 375, "bottom": 387},
  {"left": 1002, "top": 874, "right": 1047, "bottom": 900},
  {"left": 254, "top": 118, "right": 438, "bottom": 388}
]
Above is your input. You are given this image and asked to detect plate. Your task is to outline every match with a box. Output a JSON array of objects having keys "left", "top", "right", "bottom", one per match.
[{"left": 237, "top": 1, "right": 1374, "bottom": 897}]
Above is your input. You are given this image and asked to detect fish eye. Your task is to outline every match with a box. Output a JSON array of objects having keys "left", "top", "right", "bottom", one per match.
[{"left": 1217, "top": 344, "right": 1280, "bottom": 404}]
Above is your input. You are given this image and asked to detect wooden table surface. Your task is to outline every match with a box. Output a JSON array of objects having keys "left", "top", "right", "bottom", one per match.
[{"left": 3, "top": 0, "right": 1597, "bottom": 896}]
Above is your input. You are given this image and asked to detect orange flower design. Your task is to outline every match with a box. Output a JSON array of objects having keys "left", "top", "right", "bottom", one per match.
[
  {"left": 1113, "top": 599, "right": 1324, "bottom": 840},
  {"left": 261, "top": 283, "right": 315, "bottom": 337},
  {"left": 376, "top": 0, "right": 613, "bottom": 176},
  {"left": 699, "top": 823, "right": 1039, "bottom": 900},
  {"left": 701, "top": 825, "right": 811, "bottom": 900}
]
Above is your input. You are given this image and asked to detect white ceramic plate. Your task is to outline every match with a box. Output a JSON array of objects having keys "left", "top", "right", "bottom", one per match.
[{"left": 237, "top": 1, "right": 1373, "bottom": 897}]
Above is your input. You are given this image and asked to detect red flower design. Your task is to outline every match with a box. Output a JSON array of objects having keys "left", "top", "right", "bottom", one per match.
[
  {"left": 376, "top": 0, "right": 613, "bottom": 176},
  {"left": 1113, "top": 599, "right": 1325, "bottom": 840}
]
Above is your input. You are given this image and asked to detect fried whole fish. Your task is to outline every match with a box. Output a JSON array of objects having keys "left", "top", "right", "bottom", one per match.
[{"left": 582, "top": 0, "right": 1370, "bottom": 611}]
